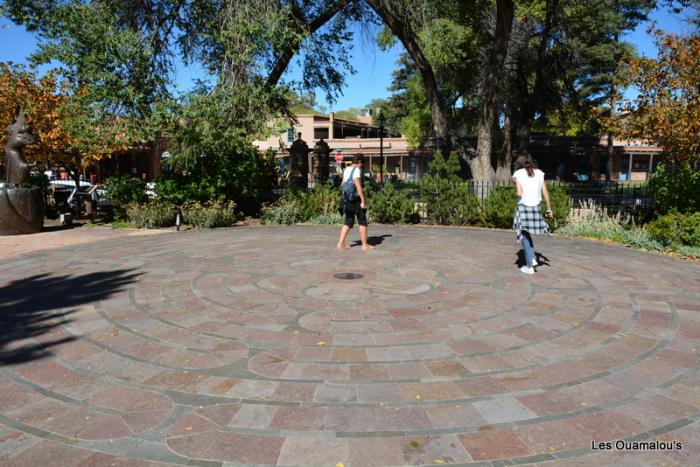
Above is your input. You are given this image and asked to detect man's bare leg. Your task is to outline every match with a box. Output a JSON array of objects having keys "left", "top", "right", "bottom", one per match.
[
  {"left": 337, "top": 225, "right": 351, "bottom": 250},
  {"left": 359, "top": 225, "right": 374, "bottom": 250}
]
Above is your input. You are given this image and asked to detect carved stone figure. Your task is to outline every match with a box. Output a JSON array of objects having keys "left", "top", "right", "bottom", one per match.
[
  {"left": 289, "top": 132, "right": 311, "bottom": 188},
  {"left": 1, "top": 109, "right": 44, "bottom": 235},
  {"left": 313, "top": 139, "right": 331, "bottom": 183}
]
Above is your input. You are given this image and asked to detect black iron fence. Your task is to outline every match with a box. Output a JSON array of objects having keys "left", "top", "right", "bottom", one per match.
[
  {"left": 273, "top": 179, "right": 655, "bottom": 220},
  {"left": 465, "top": 180, "right": 654, "bottom": 218}
]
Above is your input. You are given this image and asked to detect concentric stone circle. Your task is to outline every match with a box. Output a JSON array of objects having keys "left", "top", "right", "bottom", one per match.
[{"left": 1, "top": 225, "right": 699, "bottom": 466}]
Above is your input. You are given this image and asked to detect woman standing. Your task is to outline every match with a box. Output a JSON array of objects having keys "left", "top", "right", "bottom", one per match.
[{"left": 512, "top": 151, "right": 552, "bottom": 274}]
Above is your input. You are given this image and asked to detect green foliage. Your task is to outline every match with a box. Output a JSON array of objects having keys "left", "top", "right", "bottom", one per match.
[
  {"left": 261, "top": 202, "right": 301, "bottom": 225},
  {"left": 647, "top": 211, "right": 700, "bottom": 247},
  {"left": 165, "top": 87, "right": 278, "bottom": 214},
  {"left": 307, "top": 213, "right": 344, "bottom": 225},
  {"left": 104, "top": 176, "right": 147, "bottom": 219},
  {"left": 181, "top": 199, "right": 237, "bottom": 229},
  {"left": 649, "top": 161, "right": 700, "bottom": 214},
  {"left": 154, "top": 174, "right": 217, "bottom": 206},
  {"left": 261, "top": 183, "right": 339, "bottom": 225},
  {"left": 124, "top": 201, "right": 176, "bottom": 229},
  {"left": 481, "top": 186, "right": 517, "bottom": 229},
  {"left": 674, "top": 245, "right": 700, "bottom": 259},
  {"left": 365, "top": 182, "right": 420, "bottom": 225},
  {"left": 419, "top": 152, "right": 479, "bottom": 225},
  {"left": 546, "top": 184, "right": 571, "bottom": 230},
  {"left": 21, "top": 172, "right": 50, "bottom": 190},
  {"left": 282, "top": 183, "right": 341, "bottom": 221},
  {"left": 558, "top": 201, "right": 664, "bottom": 252}
]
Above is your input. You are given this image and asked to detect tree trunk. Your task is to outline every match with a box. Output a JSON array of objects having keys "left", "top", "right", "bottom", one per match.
[
  {"left": 364, "top": 0, "right": 450, "bottom": 143},
  {"left": 517, "top": 0, "right": 557, "bottom": 145},
  {"left": 495, "top": 105, "right": 514, "bottom": 181},
  {"left": 472, "top": 0, "right": 514, "bottom": 181}
]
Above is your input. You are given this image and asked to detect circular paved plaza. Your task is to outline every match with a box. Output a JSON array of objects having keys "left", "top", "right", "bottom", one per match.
[{"left": 1, "top": 225, "right": 699, "bottom": 466}]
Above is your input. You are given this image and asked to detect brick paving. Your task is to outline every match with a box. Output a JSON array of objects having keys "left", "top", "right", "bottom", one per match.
[{"left": 0, "top": 224, "right": 698, "bottom": 466}]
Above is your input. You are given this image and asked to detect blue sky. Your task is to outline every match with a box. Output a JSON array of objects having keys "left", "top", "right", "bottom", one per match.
[{"left": 0, "top": 5, "right": 695, "bottom": 111}]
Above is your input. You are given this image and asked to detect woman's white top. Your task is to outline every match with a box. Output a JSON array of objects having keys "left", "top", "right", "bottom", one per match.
[{"left": 513, "top": 168, "right": 544, "bottom": 206}]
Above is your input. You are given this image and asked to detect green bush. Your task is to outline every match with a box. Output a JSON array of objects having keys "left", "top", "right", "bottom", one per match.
[
  {"left": 307, "top": 213, "right": 344, "bottom": 225},
  {"left": 647, "top": 211, "right": 700, "bottom": 247},
  {"left": 125, "top": 201, "right": 176, "bottom": 228},
  {"left": 674, "top": 245, "right": 700, "bottom": 259},
  {"left": 558, "top": 201, "right": 664, "bottom": 252},
  {"left": 419, "top": 152, "right": 480, "bottom": 225},
  {"left": 261, "top": 202, "right": 301, "bottom": 225},
  {"left": 366, "top": 182, "right": 420, "bottom": 224},
  {"left": 546, "top": 183, "right": 571, "bottom": 230},
  {"left": 479, "top": 182, "right": 569, "bottom": 230},
  {"left": 22, "top": 172, "right": 50, "bottom": 190},
  {"left": 480, "top": 186, "right": 517, "bottom": 228},
  {"left": 649, "top": 161, "right": 700, "bottom": 214},
  {"left": 105, "top": 176, "right": 147, "bottom": 219},
  {"left": 182, "top": 199, "right": 237, "bottom": 229},
  {"left": 154, "top": 174, "right": 217, "bottom": 206},
  {"left": 166, "top": 90, "right": 278, "bottom": 215},
  {"left": 284, "top": 183, "right": 341, "bottom": 221}
]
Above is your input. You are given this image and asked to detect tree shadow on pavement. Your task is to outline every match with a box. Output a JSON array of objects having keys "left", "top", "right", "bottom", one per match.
[{"left": 0, "top": 270, "right": 140, "bottom": 365}]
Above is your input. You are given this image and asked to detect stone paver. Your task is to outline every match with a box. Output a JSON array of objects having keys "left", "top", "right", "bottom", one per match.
[{"left": 0, "top": 224, "right": 699, "bottom": 466}]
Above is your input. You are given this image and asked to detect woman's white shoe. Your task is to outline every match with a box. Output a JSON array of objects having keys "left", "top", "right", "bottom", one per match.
[{"left": 520, "top": 266, "right": 535, "bottom": 275}]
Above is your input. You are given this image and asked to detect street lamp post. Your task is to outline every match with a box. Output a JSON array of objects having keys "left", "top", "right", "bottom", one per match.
[{"left": 378, "top": 113, "right": 386, "bottom": 183}]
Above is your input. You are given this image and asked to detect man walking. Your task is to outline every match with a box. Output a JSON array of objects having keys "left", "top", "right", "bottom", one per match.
[{"left": 337, "top": 154, "right": 374, "bottom": 251}]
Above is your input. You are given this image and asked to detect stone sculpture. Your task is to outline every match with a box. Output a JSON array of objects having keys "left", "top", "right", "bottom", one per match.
[
  {"left": 0, "top": 109, "right": 44, "bottom": 235},
  {"left": 289, "top": 132, "right": 311, "bottom": 189},
  {"left": 313, "top": 139, "right": 331, "bottom": 183}
]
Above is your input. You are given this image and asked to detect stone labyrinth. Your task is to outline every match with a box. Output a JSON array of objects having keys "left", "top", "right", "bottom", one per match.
[{"left": 1, "top": 225, "right": 699, "bottom": 466}]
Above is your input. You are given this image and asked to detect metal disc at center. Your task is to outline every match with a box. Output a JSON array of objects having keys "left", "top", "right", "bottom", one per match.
[{"left": 333, "top": 272, "right": 363, "bottom": 280}]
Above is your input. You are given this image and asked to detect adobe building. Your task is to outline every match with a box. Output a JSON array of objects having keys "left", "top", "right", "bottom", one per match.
[
  {"left": 254, "top": 112, "right": 663, "bottom": 183},
  {"left": 253, "top": 112, "right": 434, "bottom": 182}
]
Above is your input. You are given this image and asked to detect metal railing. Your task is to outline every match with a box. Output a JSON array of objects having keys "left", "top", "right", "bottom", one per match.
[{"left": 270, "top": 179, "right": 655, "bottom": 220}]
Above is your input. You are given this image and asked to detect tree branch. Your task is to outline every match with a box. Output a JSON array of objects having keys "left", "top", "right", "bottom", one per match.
[
  {"left": 364, "top": 0, "right": 449, "bottom": 142},
  {"left": 265, "top": 0, "right": 349, "bottom": 87}
]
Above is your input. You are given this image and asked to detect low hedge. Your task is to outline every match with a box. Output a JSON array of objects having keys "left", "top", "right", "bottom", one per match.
[
  {"left": 647, "top": 211, "right": 700, "bottom": 247},
  {"left": 182, "top": 199, "right": 237, "bottom": 229}
]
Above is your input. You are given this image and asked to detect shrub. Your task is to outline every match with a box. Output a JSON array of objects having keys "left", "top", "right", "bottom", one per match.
[
  {"left": 674, "top": 245, "right": 700, "bottom": 259},
  {"left": 647, "top": 211, "right": 700, "bottom": 247},
  {"left": 649, "top": 161, "right": 700, "bottom": 214},
  {"left": 547, "top": 183, "right": 571, "bottom": 230},
  {"left": 261, "top": 202, "right": 301, "bottom": 225},
  {"left": 22, "top": 172, "right": 49, "bottom": 190},
  {"left": 558, "top": 200, "right": 664, "bottom": 252},
  {"left": 480, "top": 186, "right": 517, "bottom": 228},
  {"left": 419, "top": 152, "right": 480, "bottom": 225},
  {"left": 558, "top": 200, "right": 633, "bottom": 239},
  {"left": 125, "top": 201, "right": 176, "bottom": 228},
  {"left": 105, "top": 176, "right": 147, "bottom": 219},
  {"left": 307, "top": 213, "right": 344, "bottom": 225},
  {"left": 154, "top": 174, "right": 217, "bottom": 206},
  {"left": 163, "top": 88, "right": 279, "bottom": 215},
  {"left": 181, "top": 198, "right": 237, "bottom": 229},
  {"left": 284, "top": 183, "right": 341, "bottom": 221},
  {"left": 366, "top": 182, "right": 420, "bottom": 224}
]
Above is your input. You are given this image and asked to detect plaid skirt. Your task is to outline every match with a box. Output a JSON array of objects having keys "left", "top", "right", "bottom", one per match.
[{"left": 513, "top": 203, "right": 551, "bottom": 243}]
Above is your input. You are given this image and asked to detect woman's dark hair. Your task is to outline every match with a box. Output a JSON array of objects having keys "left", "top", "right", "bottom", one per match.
[
  {"left": 353, "top": 154, "right": 365, "bottom": 164},
  {"left": 516, "top": 151, "right": 535, "bottom": 177}
]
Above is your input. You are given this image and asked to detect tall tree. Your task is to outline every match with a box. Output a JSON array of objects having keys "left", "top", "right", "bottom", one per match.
[{"left": 618, "top": 28, "right": 700, "bottom": 162}]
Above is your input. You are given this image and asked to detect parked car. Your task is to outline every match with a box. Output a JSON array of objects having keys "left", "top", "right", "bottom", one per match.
[{"left": 49, "top": 177, "right": 109, "bottom": 215}]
